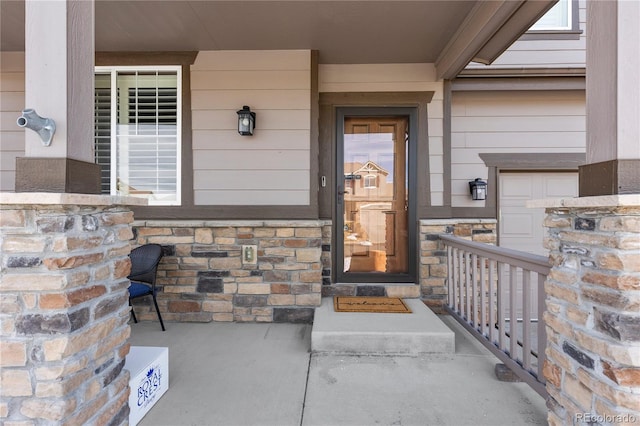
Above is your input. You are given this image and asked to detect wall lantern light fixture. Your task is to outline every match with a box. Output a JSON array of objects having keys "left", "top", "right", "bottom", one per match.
[
  {"left": 236, "top": 106, "right": 256, "bottom": 136},
  {"left": 469, "top": 178, "right": 487, "bottom": 201}
]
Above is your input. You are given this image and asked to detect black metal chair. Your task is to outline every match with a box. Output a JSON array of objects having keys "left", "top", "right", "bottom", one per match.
[{"left": 128, "top": 244, "right": 165, "bottom": 331}]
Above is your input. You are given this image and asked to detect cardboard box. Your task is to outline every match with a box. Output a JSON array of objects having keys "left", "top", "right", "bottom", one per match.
[{"left": 125, "top": 346, "right": 169, "bottom": 425}]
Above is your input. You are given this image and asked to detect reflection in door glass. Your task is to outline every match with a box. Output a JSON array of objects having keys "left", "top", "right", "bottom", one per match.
[{"left": 343, "top": 117, "right": 408, "bottom": 274}]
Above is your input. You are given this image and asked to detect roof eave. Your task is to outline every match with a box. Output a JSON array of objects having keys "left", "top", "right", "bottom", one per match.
[{"left": 435, "top": 0, "right": 558, "bottom": 80}]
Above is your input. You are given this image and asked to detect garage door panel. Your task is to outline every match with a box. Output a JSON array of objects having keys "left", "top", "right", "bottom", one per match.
[
  {"left": 545, "top": 176, "right": 578, "bottom": 198},
  {"left": 501, "top": 213, "right": 533, "bottom": 236},
  {"left": 501, "top": 175, "right": 534, "bottom": 198}
]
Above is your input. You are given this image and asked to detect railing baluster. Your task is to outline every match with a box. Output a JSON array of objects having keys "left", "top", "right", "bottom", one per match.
[
  {"left": 452, "top": 247, "right": 458, "bottom": 313},
  {"left": 537, "top": 273, "right": 547, "bottom": 383},
  {"left": 447, "top": 245, "right": 454, "bottom": 308},
  {"left": 489, "top": 259, "right": 496, "bottom": 344},
  {"left": 480, "top": 257, "right": 487, "bottom": 337},
  {"left": 510, "top": 265, "right": 518, "bottom": 360},
  {"left": 497, "top": 262, "right": 506, "bottom": 351},
  {"left": 523, "top": 269, "right": 532, "bottom": 371},
  {"left": 465, "top": 252, "right": 471, "bottom": 323},
  {"left": 458, "top": 249, "right": 464, "bottom": 316},
  {"left": 472, "top": 254, "right": 478, "bottom": 330}
]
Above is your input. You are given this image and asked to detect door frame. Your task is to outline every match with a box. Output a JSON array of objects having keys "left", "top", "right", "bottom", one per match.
[{"left": 335, "top": 107, "right": 418, "bottom": 283}]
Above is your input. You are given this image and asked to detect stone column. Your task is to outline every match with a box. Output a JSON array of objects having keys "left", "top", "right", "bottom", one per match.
[
  {"left": 16, "top": 0, "right": 100, "bottom": 193},
  {"left": 0, "top": 193, "right": 144, "bottom": 425},
  {"left": 536, "top": 196, "right": 640, "bottom": 425}
]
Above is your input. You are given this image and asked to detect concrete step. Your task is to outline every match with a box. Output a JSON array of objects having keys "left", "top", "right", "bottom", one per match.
[{"left": 311, "top": 298, "right": 455, "bottom": 355}]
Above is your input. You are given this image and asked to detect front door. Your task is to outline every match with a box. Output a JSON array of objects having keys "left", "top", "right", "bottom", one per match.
[{"left": 337, "top": 111, "right": 416, "bottom": 283}]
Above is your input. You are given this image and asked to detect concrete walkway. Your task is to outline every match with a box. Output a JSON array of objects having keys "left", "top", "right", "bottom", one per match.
[{"left": 129, "top": 315, "right": 547, "bottom": 426}]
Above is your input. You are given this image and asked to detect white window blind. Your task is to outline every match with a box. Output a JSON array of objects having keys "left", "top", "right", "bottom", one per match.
[
  {"left": 94, "top": 67, "right": 181, "bottom": 205},
  {"left": 530, "top": 0, "right": 571, "bottom": 31},
  {"left": 94, "top": 73, "right": 112, "bottom": 194}
]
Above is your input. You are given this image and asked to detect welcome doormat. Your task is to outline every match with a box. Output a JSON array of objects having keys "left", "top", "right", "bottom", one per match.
[{"left": 333, "top": 296, "right": 412, "bottom": 313}]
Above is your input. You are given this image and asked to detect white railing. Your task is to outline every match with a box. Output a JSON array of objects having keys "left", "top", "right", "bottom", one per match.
[{"left": 440, "top": 235, "right": 549, "bottom": 398}]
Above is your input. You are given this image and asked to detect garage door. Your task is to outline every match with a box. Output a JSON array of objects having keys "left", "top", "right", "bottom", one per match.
[
  {"left": 499, "top": 172, "right": 578, "bottom": 322},
  {"left": 499, "top": 172, "right": 578, "bottom": 255}
]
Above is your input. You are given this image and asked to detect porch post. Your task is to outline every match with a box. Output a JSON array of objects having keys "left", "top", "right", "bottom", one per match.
[
  {"left": 540, "top": 1, "right": 640, "bottom": 424},
  {"left": 579, "top": 0, "right": 640, "bottom": 196},
  {"left": 15, "top": 0, "right": 100, "bottom": 194}
]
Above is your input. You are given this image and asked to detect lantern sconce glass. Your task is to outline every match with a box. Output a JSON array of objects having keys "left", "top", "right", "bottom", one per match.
[
  {"left": 236, "top": 106, "right": 256, "bottom": 136},
  {"left": 469, "top": 178, "right": 487, "bottom": 201}
]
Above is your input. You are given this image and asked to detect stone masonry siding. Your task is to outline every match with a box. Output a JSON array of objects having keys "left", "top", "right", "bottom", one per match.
[
  {"left": 0, "top": 202, "right": 133, "bottom": 425},
  {"left": 419, "top": 219, "right": 497, "bottom": 312},
  {"left": 542, "top": 204, "right": 640, "bottom": 426},
  {"left": 132, "top": 220, "right": 323, "bottom": 323}
]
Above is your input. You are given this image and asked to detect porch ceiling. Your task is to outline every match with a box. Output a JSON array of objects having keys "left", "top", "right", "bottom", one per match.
[{"left": 1, "top": 0, "right": 556, "bottom": 79}]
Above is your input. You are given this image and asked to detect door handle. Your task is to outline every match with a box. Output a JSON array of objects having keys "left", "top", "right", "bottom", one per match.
[{"left": 337, "top": 185, "right": 344, "bottom": 204}]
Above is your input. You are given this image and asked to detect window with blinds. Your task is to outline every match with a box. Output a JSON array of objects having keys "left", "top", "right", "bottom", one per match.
[
  {"left": 93, "top": 67, "right": 181, "bottom": 205},
  {"left": 530, "top": 0, "right": 571, "bottom": 31}
]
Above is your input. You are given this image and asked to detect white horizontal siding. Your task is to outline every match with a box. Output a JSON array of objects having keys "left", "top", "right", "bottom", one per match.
[
  {"left": 0, "top": 132, "right": 24, "bottom": 151},
  {"left": 429, "top": 137, "right": 444, "bottom": 156},
  {"left": 192, "top": 130, "right": 310, "bottom": 150},
  {"left": 451, "top": 90, "right": 585, "bottom": 208},
  {"left": 454, "top": 116, "right": 584, "bottom": 133},
  {"left": 318, "top": 63, "right": 445, "bottom": 206},
  {"left": 195, "top": 190, "right": 309, "bottom": 205},
  {"left": 191, "top": 50, "right": 311, "bottom": 206},
  {"left": 467, "top": 0, "right": 586, "bottom": 70},
  {"left": 0, "top": 72, "right": 25, "bottom": 91},
  {"left": 191, "top": 50, "right": 310, "bottom": 71},
  {"left": 319, "top": 64, "right": 436, "bottom": 86},
  {"left": 191, "top": 70, "right": 310, "bottom": 90},
  {"left": 193, "top": 150, "right": 309, "bottom": 170},
  {"left": 0, "top": 91, "right": 24, "bottom": 110},
  {"left": 452, "top": 132, "right": 585, "bottom": 149},
  {"left": 195, "top": 170, "right": 309, "bottom": 190},
  {"left": 0, "top": 52, "right": 25, "bottom": 72},
  {"left": 193, "top": 110, "right": 310, "bottom": 131},
  {"left": 0, "top": 111, "right": 22, "bottom": 129},
  {"left": 474, "top": 50, "right": 585, "bottom": 68},
  {"left": 191, "top": 89, "right": 310, "bottom": 110},
  {"left": 0, "top": 52, "right": 25, "bottom": 192},
  {"left": 318, "top": 64, "right": 443, "bottom": 98}
]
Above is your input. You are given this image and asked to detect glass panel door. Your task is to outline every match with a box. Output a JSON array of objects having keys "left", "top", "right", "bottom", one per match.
[{"left": 339, "top": 116, "right": 409, "bottom": 278}]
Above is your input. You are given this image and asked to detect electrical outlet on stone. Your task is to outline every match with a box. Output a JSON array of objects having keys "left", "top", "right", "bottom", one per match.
[{"left": 242, "top": 245, "right": 257, "bottom": 265}]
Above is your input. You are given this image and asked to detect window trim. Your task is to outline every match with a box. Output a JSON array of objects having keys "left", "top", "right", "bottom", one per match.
[
  {"left": 95, "top": 65, "right": 183, "bottom": 206},
  {"left": 363, "top": 174, "right": 377, "bottom": 189}
]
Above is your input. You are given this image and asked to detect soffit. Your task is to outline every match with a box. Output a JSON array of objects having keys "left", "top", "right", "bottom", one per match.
[{"left": 1, "top": 0, "right": 555, "bottom": 77}]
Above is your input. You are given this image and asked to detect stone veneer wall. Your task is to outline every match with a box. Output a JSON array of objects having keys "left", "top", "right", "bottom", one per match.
[
  {"left": 131, "top": 220, "right": 323, "bottom": 323},
  {"left": 0, "top": 195, "right": 137, "bottom": 425},
  {"left": 540, "top": 199, "right": 640, "bottom": 425},
  {"left": 419, "top": 219, "right": 497, "bottom": 312}
]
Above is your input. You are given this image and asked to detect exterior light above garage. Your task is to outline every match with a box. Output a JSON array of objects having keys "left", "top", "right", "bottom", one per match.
[
  {"left": 469, "top": 178, "right": 487, "bottom": 201},
  {"left": 236, "top": 106, "right": 256, "bottom": 136}
]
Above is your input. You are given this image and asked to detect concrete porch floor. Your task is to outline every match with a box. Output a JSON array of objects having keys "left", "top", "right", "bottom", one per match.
[{"left": 128, "top": 306, "right": 547, "bottom": 426}]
